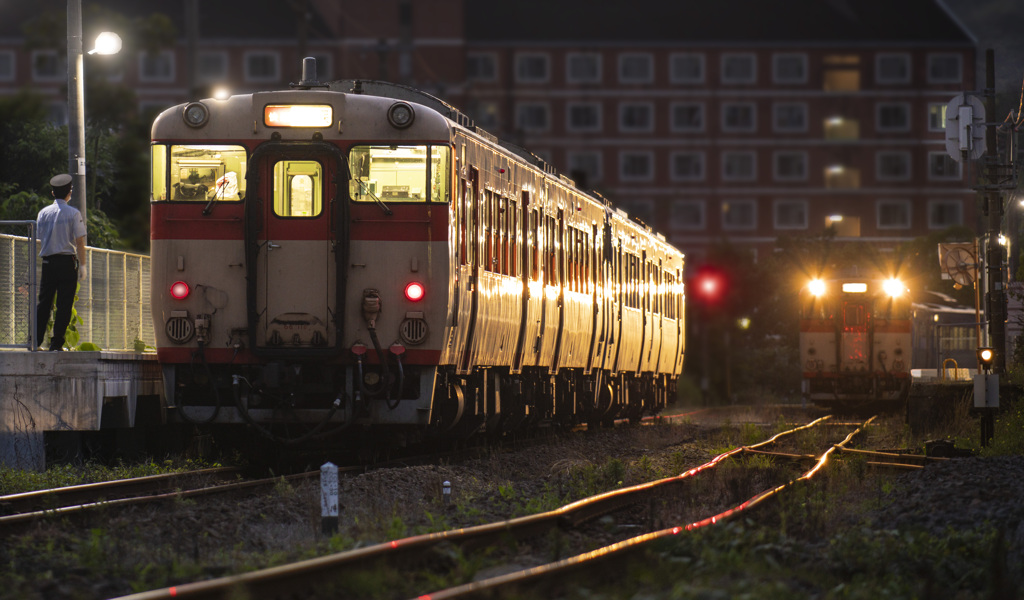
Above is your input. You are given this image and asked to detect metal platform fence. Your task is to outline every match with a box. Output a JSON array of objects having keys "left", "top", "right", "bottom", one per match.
[{"left": 0, "top": 228, "right": 154, "bottom": 351}]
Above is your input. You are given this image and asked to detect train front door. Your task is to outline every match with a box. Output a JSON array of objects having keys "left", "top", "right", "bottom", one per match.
[
  {"left": 249, "top": 144, "right": 344, "bottom": 350},
  {"left": 840, "top": 301, "right": 870, "bottom": 371}
]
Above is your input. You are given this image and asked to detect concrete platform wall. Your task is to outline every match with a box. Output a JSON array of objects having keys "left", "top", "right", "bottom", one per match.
[{"left": 0, "top": 351, "right": 163, "bottom": 470}]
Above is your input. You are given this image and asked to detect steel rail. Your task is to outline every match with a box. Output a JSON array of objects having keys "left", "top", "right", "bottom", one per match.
[
  {"left": 0, "top": 470, "right": 317, "bottom": 536},
  {"left": 110, "top": 416, "right": 835, "bottom": 600},
  {"left": 0, "top": 467, "right": 240, "bottom": 515},
  {"left": 416, "top": 416, "right": 877, "bottom": 600}
]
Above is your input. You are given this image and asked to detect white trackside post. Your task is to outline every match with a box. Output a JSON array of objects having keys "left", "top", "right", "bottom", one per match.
[{"left": 321, "top": 462, "right": 339, "bottom": 534}]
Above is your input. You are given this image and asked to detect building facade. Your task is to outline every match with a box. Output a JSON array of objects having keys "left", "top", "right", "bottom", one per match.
[{"left": 0, "top": 0, "right": 977, "bottom": 262}]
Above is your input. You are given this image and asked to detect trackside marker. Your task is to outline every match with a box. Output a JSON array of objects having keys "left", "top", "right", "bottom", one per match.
[{"left": 321, "top": 462, "right": 339, "bottom": 534}]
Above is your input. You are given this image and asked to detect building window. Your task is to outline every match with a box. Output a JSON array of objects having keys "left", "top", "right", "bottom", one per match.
[
  {"left": 722, "top": 151, "right": 756, "bottom": 181},
  {"left": 876, "top": 151, "right": 912, "bottom": 181},
  {"left": 567, "top": 102, "right": 602, "bottom": 132},
  {"left": 197, "top": 51, "right": 227, "bottom": 83},
  {"left": 620, "top": 102, "right": 653, "bottom": 132},
  {"left": 877, "top": 102, "right": 910, "bottom": 132},
  {"left": 515, "top": 53, "right": 549, "bottom": 83},
  {"left": 467, "top": 53, "right": 497, "bottom": 82},
  {"left": 774, "top": 200, "right": 808, "bottom": 229},
  {"left": 928, "top": 102, "right": 947, "bottom": 131},
  {"left": 722, "top": 199, "right": 757, "bottom": 230},
  {"left": 773, "top": 102, "right": 808, "bottom": 132},
  {"left": 623, "top": 199, "right": 655, "bottom": 224},
  {"left": 877, "top": 200, "right": 911, "bottom": 229},
  {"left": 670, "top": 102, "right": 704, "bottom": 132},
  {"left": 928, "top": 199, "right": 963, "bottom": 228},
  {"left": 823, "top": 54, "right": 860, "bottom": 91},
  {"left": 928, "top": 53, "right": 962, "bottom": 84},
  {"left": 245, "top": 51, "right": 279, "bottom": 82},
  {"left": 567, "top": 53, "right": 601, "bottom": 83},
  {"left": 470, "top": 101, "right": 500, "bottom": 130},
  {"left": 876, "top": 53, "right": 911, "bottom": 84},
  {"left": 516, "top": 102, "right": 549, "bottom": 132},
  {"left": 567, "top": 151, "right": 602, "bottom": 187},
  {"left": 139, "top": 50, "right": 175, "bottom": 82},
  {"left": 721, "top": 53, "right": 756, "bottom": 84},
  {"left": 825, "top": 165, "right": 861, "bottom": 189},
  {"left": 773, "top": 151, "right": 808, "bottom": 181},
  {"left": 670, "top": 151, "right": 705, "bottom": 181},
  {"left": 670, "top": 200, "right": 705, "bottom": 230},
  {"left": 670, "top": 53, "right": 704, "bottom": 84},
  {"left": 0, "top": 51, "right": 14, "bottom": 81},
  {"left": 722, "top": 102, "right": 756, "bottom": 132},
  {"left": 32, "top": 50, "right": 64, "bottom": 81},
  {"left": 928, "top": 151, "right": 961, "bottom": 180},
  {"left": 619, "top": 53, "right": 653, "bottom": 84},
  {"left": 620, "top": 151, "right": 654, "bottom": 182},
  {"left": 773, "top": 53, "right": 807, "bottom": 84}
]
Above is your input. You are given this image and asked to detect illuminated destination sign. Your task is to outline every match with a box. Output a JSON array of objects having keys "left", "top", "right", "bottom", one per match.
[
  {"left": 264, "top": 104, "right": 333, "bottom": 128},
  {"left": 841, "top": 283, "right": 868, "bottom": 293}
]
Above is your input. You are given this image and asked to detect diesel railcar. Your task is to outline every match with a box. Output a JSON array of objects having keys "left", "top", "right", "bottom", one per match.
[
  {"left": 150, "top": 60, "right": 685, "bottom": 444},
  {"left": 799, "top": 274, "right": 912, "bottom": 409}
]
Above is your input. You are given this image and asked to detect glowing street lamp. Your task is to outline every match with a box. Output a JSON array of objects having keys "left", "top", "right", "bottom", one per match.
[{"left": 88, "top": 31, "right": 122, "bottom": 55}]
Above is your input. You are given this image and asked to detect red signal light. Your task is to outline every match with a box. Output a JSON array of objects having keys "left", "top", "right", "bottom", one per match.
[
  {"left": 170, "top": 281, "right": 190, "bottom": 300},
  {"left": 691, "top": 265, "right": 727, "bottom": 306},
  {"left": 404, "top": 282, "right": 425, "bottom": 302}
]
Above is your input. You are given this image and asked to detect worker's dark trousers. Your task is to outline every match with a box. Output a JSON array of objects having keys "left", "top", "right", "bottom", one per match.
[{"left": 36, "top": 254, "right": 78, "bottom": 351}]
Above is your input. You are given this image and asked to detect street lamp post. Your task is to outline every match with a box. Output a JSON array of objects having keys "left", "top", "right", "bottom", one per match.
[
  {"left": 66, "top": 0, "right": 121, "bottom": 224},
  {"left": 67, "top": 0, "right": 86, "bottom": 222}
]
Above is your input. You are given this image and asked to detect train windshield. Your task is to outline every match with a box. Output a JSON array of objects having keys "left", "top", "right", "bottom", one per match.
[
  {"left": 348, "top": 145, "right": 450, "bottom": 203},
  {"left": 152, "top": 144, "right": 247, "bottom": 202}
]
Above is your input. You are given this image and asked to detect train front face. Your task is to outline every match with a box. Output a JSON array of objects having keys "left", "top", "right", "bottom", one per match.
[
  {"left": 150, "top": 91, "right": 454, "bottom": 433},
  {"left": 799, "top": 277, "right": 912, "bottom": 407}
]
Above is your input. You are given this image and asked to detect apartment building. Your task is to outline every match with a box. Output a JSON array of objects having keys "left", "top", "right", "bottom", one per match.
[{"left": 0, "top": 0, "right": 976, "bottom": 260}]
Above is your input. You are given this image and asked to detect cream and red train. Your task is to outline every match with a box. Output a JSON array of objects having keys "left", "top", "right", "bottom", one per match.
[
  {"left": 150, "top": 60, "right": 685, "bottom": 443},
  {"left": 798, "top": 273, "right": 912, "bottom": 409}
]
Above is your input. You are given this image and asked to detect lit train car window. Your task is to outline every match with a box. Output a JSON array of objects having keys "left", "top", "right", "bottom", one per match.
[
  {"left": 348, "top": 145, "right": 451, "bottom": 203},
  {"left": 155, "top": 145, "right": 247, "bottom": 202},
  {"left": 273, "top": 160, "right": 322, "bottom": 217}
]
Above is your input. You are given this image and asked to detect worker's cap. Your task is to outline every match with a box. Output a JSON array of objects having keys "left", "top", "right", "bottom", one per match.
[{"left": 50, "top": 174, "right": 72, "bottom": 187}]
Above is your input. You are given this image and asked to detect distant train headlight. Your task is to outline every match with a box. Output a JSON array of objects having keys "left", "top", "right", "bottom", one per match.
[
  {"left": 170, "top": 281, "right": 190, "bottom": 300},
  {"left": 808, "top": 279, "right": 826, "bottom": 297},
  {"left": 182, "top": 102, "right": 209, "bottom": 128},
  {"left": 387, "top": 102, "right": 415, "bottom": 129},
  {"left": 883, "top": 278, "right": 905, "bottom": 298}
]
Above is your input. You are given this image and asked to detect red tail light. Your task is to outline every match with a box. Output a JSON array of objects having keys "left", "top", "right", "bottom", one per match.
[
  {"left": 404, "top": 282, "right": 425, "bottom": 302},
  {"left": 170, "top": 281, "right": 190, "bottom": 300}
]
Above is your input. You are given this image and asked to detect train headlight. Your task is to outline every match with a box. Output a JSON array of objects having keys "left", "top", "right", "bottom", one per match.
[
  {"left": 387, "top": 102, "right": 415, "bottom": 129},
  {"left": 404, "top": 281, "right": 425, "bottom": 302},
  {"left": 883, "top": 278, "right": 905, "bottom": 298},
  {"left": 182, "top": 102, "right": 209, "bottom": 128},
  {"left": 170, "top": 281, "right": 191, "bottom": 300},
  {"left": 808, "top": 279, "right": 826, "bottom": 297}
]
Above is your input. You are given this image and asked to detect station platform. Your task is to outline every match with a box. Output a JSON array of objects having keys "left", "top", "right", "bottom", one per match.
[{"left": 0, "top": 350, "right": 163, "bottom": 470}]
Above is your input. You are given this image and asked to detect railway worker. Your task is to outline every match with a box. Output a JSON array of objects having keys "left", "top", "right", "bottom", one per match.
[{"left": 34, "top": 173, "right": 87, "bottom": 351}]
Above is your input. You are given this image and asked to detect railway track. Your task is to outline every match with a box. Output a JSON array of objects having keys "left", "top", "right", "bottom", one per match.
[
  {"left": 108, "top": 413, "right": 929, "bottom": 600},
  {"left": 0, "top": 467, "right": 341, "bottom": 536}
]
